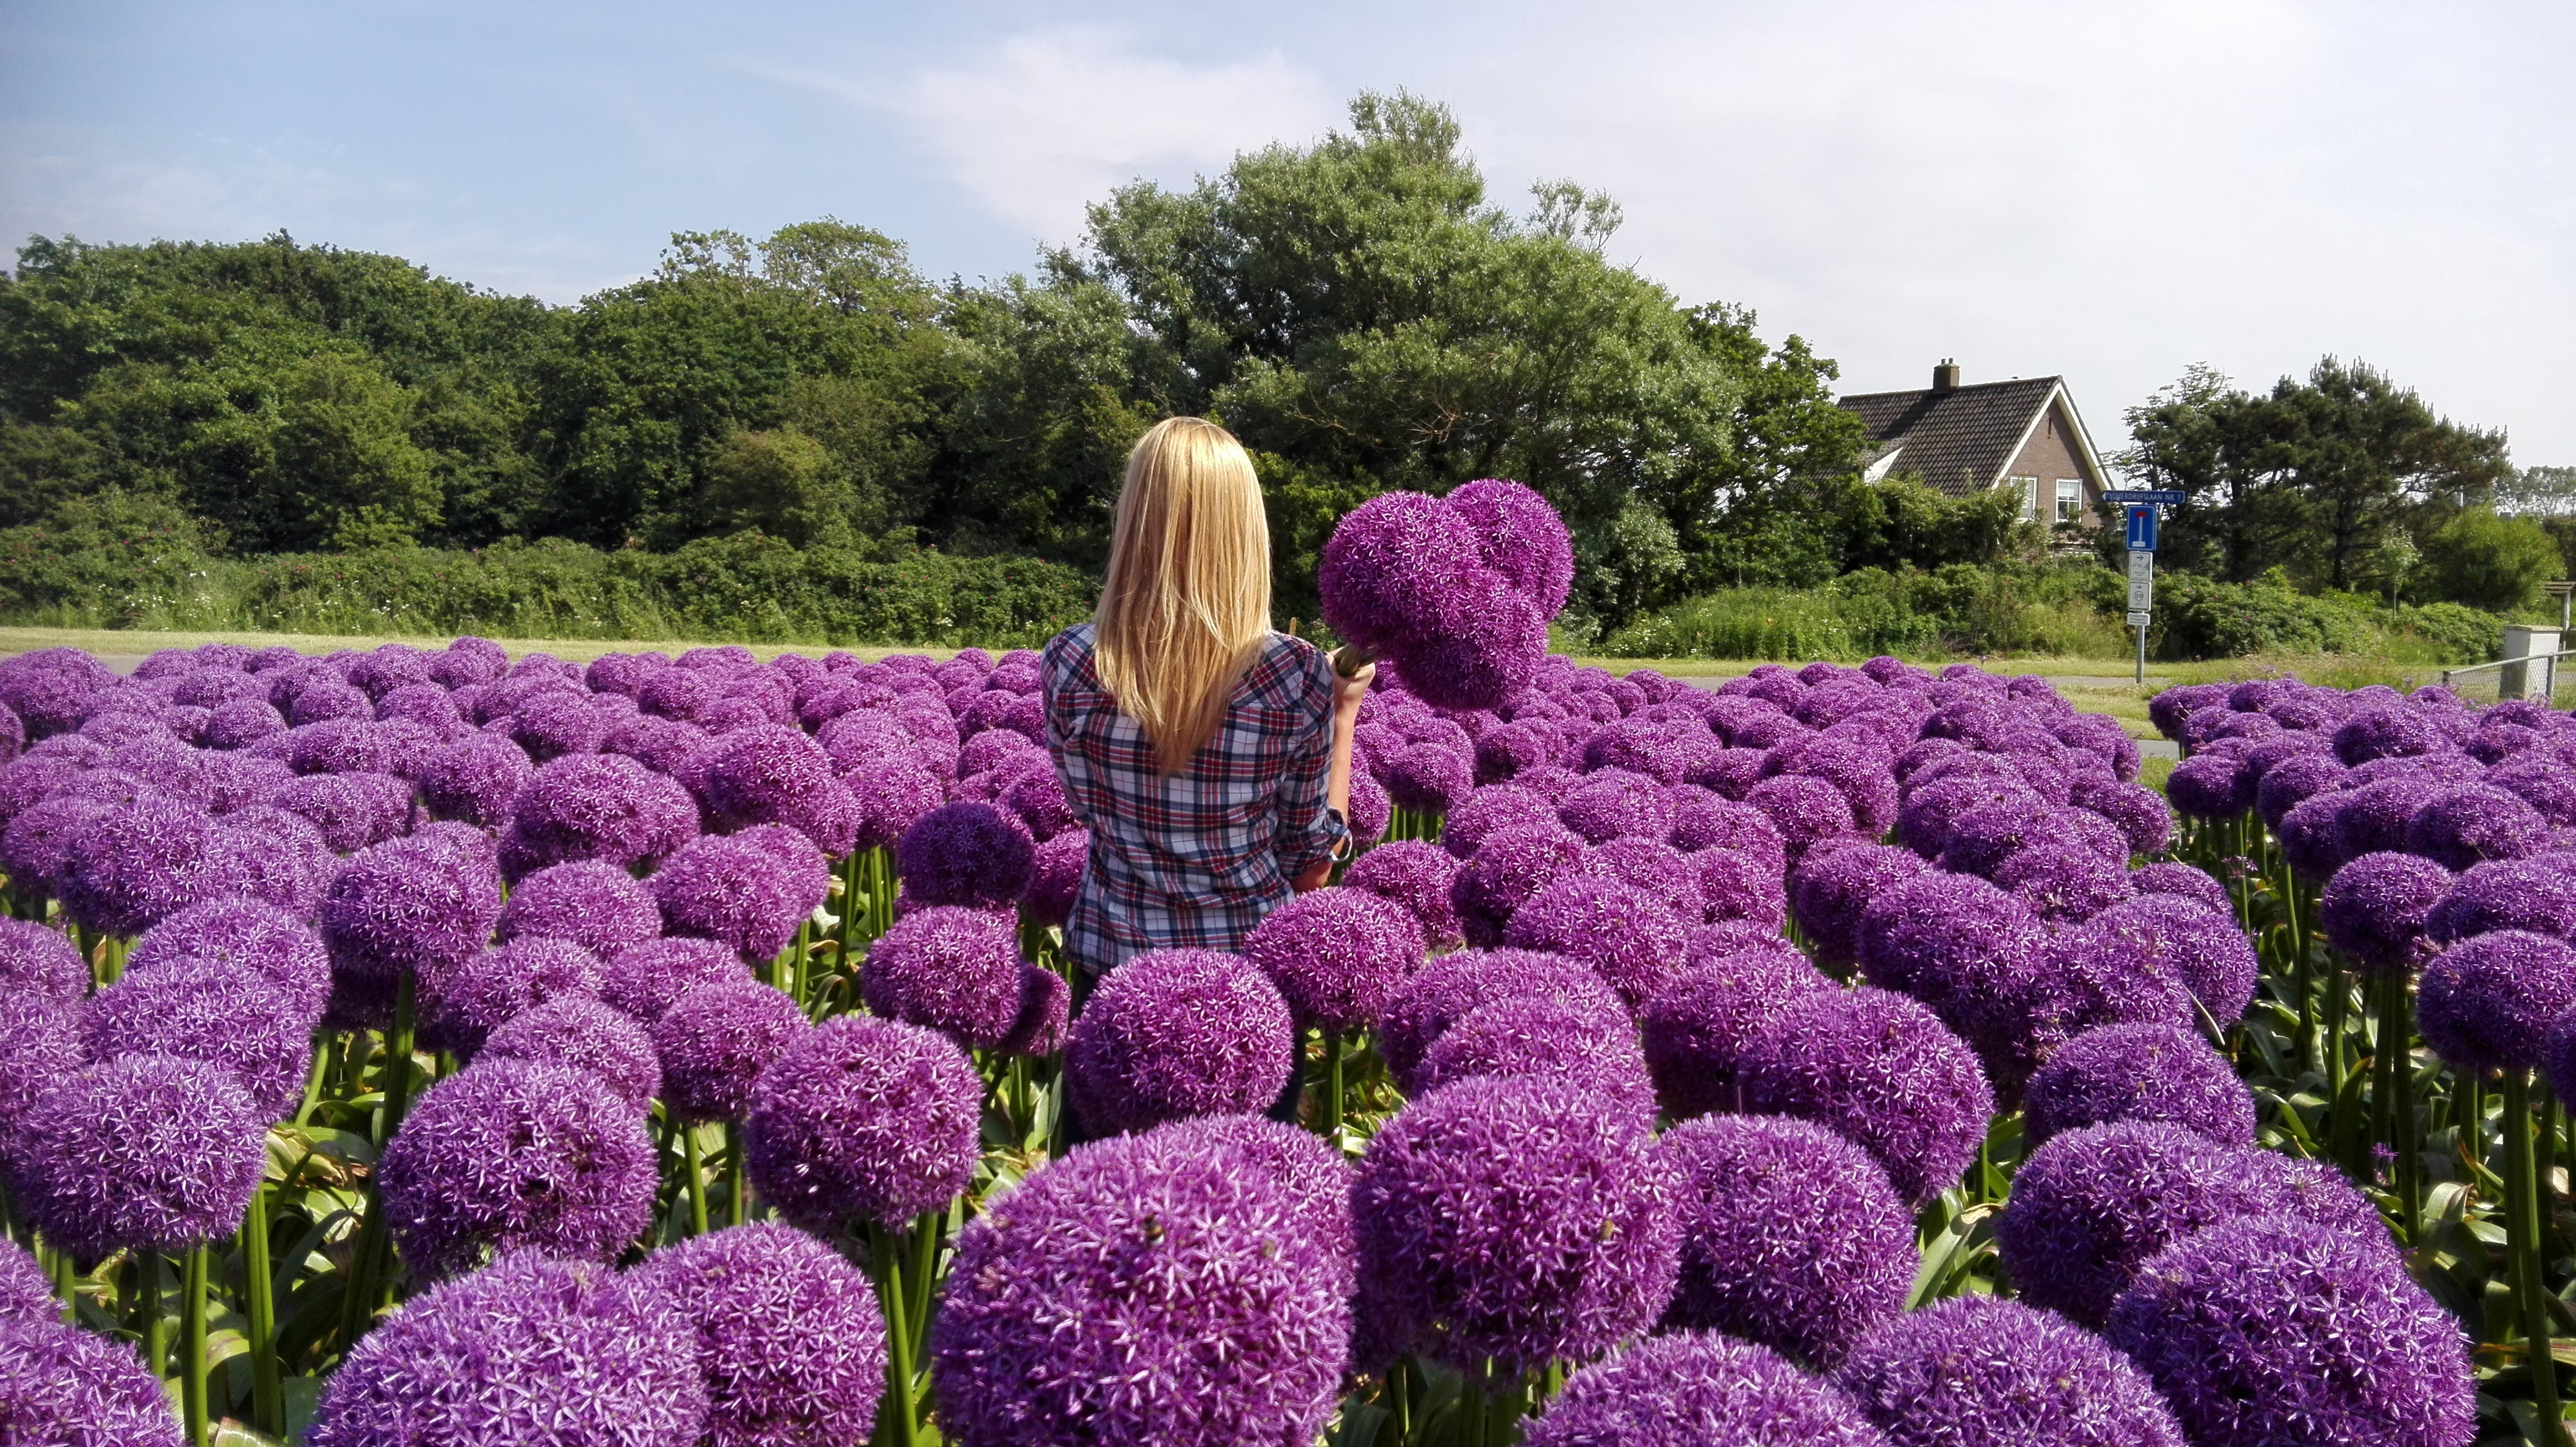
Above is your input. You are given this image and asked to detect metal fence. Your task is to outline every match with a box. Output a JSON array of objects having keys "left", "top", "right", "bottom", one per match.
[{"left": 2439, "top": 648, "right": 2576, "bottom": 707}]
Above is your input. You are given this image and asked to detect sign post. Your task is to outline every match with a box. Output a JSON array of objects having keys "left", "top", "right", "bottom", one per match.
[{"left": 2116, "top": 500, "right": 2166, "bottom": 689}]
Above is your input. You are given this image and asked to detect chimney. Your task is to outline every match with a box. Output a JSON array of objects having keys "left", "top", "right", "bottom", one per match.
[{"left": 1932, "top": 359, "right": 1961, "bottom": 391}]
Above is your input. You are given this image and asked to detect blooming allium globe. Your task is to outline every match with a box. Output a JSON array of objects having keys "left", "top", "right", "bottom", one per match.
[
  {"left": 1243, "top": 886, "right": 1426, "bottom": 1031},
  {"left": 1993, "top": 841, "right": 2136, "bottom": 924},
  {"left": 496, "top": 858, "right": 664, "bottom": 958},
  {"left": 929, "top": 1122, "right": 1351, "bottom": 1447},
  {"left": 0, "top": 1239, "right": 53, "bottom": 1324},
  {"left": 635, "top": 1223, "right": 887, "bottom": 1447},
  {"left": 1448, "top": 820, "right": 1596, "bottom": 946},
  {"left": 1448, "top": 478, "right": 1576, "bottom": 617},
  {"left": 1352, "top": 1073, "right": 1681, "bottom": 1375},
  {"left": 0, "top": 917, "right": 88, "bottom": 1007},
  {"left": 1341, "top": 839, "right": 1463, "bottom": 948},
  {"left": 0, "top": 1316, "right": 188, "bottom": 1447},
  {"left": 2104, "top": 1214, "right": 2474, "bottom": 1447},
  {"left": 2022, "top": 1021, "right": 2257, "bottom": 1150},
  {"left": 17, "top": 1054, "right": 268, "bottom": 1259},
  {"left": 1502, "top": 875, "right": 1689, "bottom": 1008},
  {"left": 268, "top": 771, "right": 415, "bottom": 852},
  {"left": 79, "top": 960, "right": 313, "bottom": 1118},
  {"left": 1151, "top": 1113, "right": 1358, "bottom": 1281},
  {"left": 1375, "top": 947, "right": 1625, "bottom": 1092},
  {"left": 1440, "top": 784, "right": 1560, "bottom": 859},
  {"left": 1640, "top": 948, "right": 1834, "bottom": 1121},
  {"left": 416, "top": 732, "right": 534, "bottom": 828},
  {"left": 651, "top": 980, "right": 811, "bottom": 1122},
  {"left": 480, "top": 996, "right": 664, "bottom": 1111},
  {"left": 1658, "top": 1114, "right": 1915, "bottom": 1369},
  {"left": 2317, "top": 850, "right": 2454, "bottom": 974},
  {"left": 694, "top": 724, "right": 860, "bottom": 855},
  {"left": 501, "top": 752, "right": 698, "bottom": 880},
  {"left": 1790, "top": 842, "right": 1931, "bottom": 971},
  {"left": 1414, "top": 990, "right": 1658, "bottom": 1121},
  {"left": 650, "top": 826, "right": 830, "bottom": 961},
  {"left": 1744, "top": 774, "right": 1858, "bottom": 858},
  {"left": 2078, "top": 894, "right": 2261, "bottom": 1025},
  {"left": 744, "top": 1013, "right": 981, "bottom": 1230},
  {"left": 895, "top": 801, "right": 1036, "bottom": 909},
  {"left": 603, "top": 935, "right": 752, "bottom": 1021},
  {"left": 2417, "top": 929, "right": 2576, "bottom": 1075},
  {"left": 2331, "top": 706, "right": 2447, "bottom": 766},
  {"left": 2404, "top": 782, "right": 2550, "bottom": 872},
  {"left": 418, "top": 936, "right": 606, "bottom": 1054},
  {"left": 316, "top": 825, "right": 505, "bottom": 987},
  {"left": 861, "top": 904, "right": 1025, "bottom": 1049},
  {"left": 1736, "top": 987, "right": 1995, "bottom": 1204},
  {"left": 1520, "top": 1331, "right": 1888, "bottom": 1447},
  {"left": 1064, "top": 948, "right": 1296, "bottom": 1135},
  {"left": 51, "top": 798, "right": 245, "bottom": 936},
  {"left": 305, "top": 1251, "right": 707, "bottom": 1447},
  {"left": 1834, "top": 1295, "right": 2185, "bottom": 1447}
]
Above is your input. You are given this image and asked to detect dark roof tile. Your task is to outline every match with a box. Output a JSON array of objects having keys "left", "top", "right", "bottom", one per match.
[{"left": 1838, "top": 378, "right": 2061, "bottom": 498}]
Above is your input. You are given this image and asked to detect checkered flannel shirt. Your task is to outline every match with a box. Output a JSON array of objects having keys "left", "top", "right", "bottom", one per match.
[{"left": 1042, "top": 623, "right": 1350, "bottom": 978}]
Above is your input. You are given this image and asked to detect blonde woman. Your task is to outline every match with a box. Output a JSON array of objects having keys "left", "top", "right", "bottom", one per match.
[{"left": 1041, "top": 416, "right": 1372, "bottom": 980}]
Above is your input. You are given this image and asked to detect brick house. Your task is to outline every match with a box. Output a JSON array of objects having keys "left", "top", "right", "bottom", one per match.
[{"left": 1837, "top": 361, "right": 2115, "bottom": 534}]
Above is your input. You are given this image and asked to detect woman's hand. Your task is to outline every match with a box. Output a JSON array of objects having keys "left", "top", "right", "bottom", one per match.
[{"left": 1291, "top": 857, "right": 1334, "bottom": 894}]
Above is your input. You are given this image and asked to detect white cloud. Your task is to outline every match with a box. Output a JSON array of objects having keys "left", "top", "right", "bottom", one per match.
[{"left": 801, "top": 27, "right": 1336, "bottom": 242}]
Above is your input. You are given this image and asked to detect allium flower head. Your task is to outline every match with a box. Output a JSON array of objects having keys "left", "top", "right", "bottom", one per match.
[
  {"left": 417, "top": 732, "right": 533, "bottom": 828},
  {"left": 1377, "top": 741, "right": 1468, "bottom": 815},
  {"left": 1658, "top": 1114, "right": 1913, "bottom": 1368},
  {"left": 1448, "top": 477, "right": 1576, "bottom": 616},
  {"left": 651, "top": 825, "right": 831, "bottom": 961},
  {"left": 0, "top": 917, "right": 87, "bottom": 1007},
  {"left": 1376, "top": 948, "right": 1624, "bottom": 1091},
  {"left": 1997, "top": 1121, "right": 2392, "bottom": 1329},
  {"left": 1442, "top": 784, "right": 1559, "bottom": 859},
  {"left": 1474, "top": 720, "right": 1555, "bottom": 783},
  {"left": 2125, "top": 861, "right": 2233, "bottom": 918},
  {"left": 894, "top": 800, "right": 1035, "bottom": 909},
  {"left": 2164, "top": 752, "right": 2253, "bottom": 821},
  {"left": 2331, "top": 706, "right": 2446, "bottom": 765},
  {"left": 2430, "top": 854, "right": 2576, "bottom": 946},
  {"left": 1591, "top": 834, "right": 1708, "bottom": 920},
  {"left": 1243, "top": 886, "right": 1425, "bottom": 1031},
  {"left": 2078, "top": 894, "right": 2261, "bottom": 1025},
  {"left": 1737, "top": 986, "right": 1995, "bottom": 1204},
  {"left": 2404, "top": 782, "right": 2549, "bottom": 871},
  {"left": 1152, "top": 1113, "right": 1357, "bottom": 1279},
  {"left": 502, "top": 752, "right": 698, "bottom": 880},
  {"left": 1449, "top": 820, "right": 1595, "bottom": 946},
  {"left": 1791, "top": 843, "right": 1932, "bottom": 971},
  {"left": 1743, "top": 774, "right": 1858, "bottom": 859},
  {"left": 80, "top": 960, "right": 313, "bottom": 1117},
  {"left": 378, "top": 1058, "right": 659, "bottom": 1278},
  {"left": 1414, "top": 990, "right": 1657, "bottom": 1120},
  {"left": 1018, "top": 826, "right": 1087, "bottom": 929},
  {"left": 1503, "top": 875, "right": 1690, "bottom": 1008},
  {"left": 1640, "top": 948, "right": 1834, "bottom": 1120},
  {"left": 0, "top": 1315, "right": 188, "bottom": 1446},
  {"left": 2070, "top": 777, "right": 2172, "bottom": 857},
  {"left": 2332, "top": 774, "right": 2445, "bottom": 859},
  {"left": 1694, "top": 846, "right": 1786, "bottom": 931},
  {"left": 2491, "top": 753, "right": 2576, "bottom": 826},
  {"left": 929, "top": 1121, "right": 1351, "bottom": 1447},
  {"left": 2105, "top": 1214, "right": 2474, "bottom": 1447},
  {"left": 497, "top": 857, "right": 663, "bottom": 958},
  {"left": 1353, "top": 1073, "right": 1681, "bottom": 1374},
  {"left": 1341, "top": 839, "right": 1463, "bottom": 947},
  {"left": 651, "top": 979, "right": 810, "bottom": 1122},
  {"left": 269, "top": 770, "right": 414, "bottom": 853},
  {"left": 2024, "top": 1021, "right": 2256, "bottom": 1150},
  {"left": 1994, "top": 840, "right": 2136, "bottom": 923},
  {"left": 2418, "top": 929, "right": 2576, "bottom": 1075},
  {"left": 1064, "top": 948, "right": 1296, "bottom": 1135},
  {"left": 319, "top": 826, "right": 505, "bottom": 984},
  {"left": 1855, "top": 870, "right": 2046, "bottom": 999},
  {"left": 18, "top": 1054, "right": 267, "bottom": 1258},
  {"left": 1555, "top": 769, "right": 1671, "bottom": 845},
  {"left": 306, "top": 1250, "right": 706, "bottom": 1447},
  {"left": 861, "top": 904, "right": 1024, "bottom": 1048},
  {"left": 419, "top": 936, "right": 605, "bottom": 1054},
  {"left": 604, "top": 935, "right": 751, "bottom": 1021},
  {"left": 635, "top": 1223, "right": 887, "bottom": 1447},
  {"left": 2317, "top": 851, "right": 2453, "bottom": 974},
  {"left": 481, "top": 996, "right": 663, "bottom": 1111},
  {"left": 691, "top": 724, "right": 859, "bottom": 855},
  {"left": 52, "top": 799, "right": 244, "bottom": 935},
  {"left": 744, "top": 1013, "right": 981, "bottom": 1230},
  {"left": 0, "top": 995, "right": 80, "bottom": 1160},
  {"left": 1317, "top": 491, "right": 1485, "bottom": 659},
  {"left": 1521, "top": 1331, "right": 1888, "bottom": 1447},
  {"left": 1835, "top": 1296, "right": 2185, "bottom": 1447}
]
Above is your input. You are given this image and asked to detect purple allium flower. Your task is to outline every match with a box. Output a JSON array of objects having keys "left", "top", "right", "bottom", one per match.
[
  {"left": 1855, "top": 869, "right": 2045, "bottom": 999},
  {"left": 1243, "top": 886, "right": 1425, "bottom": 1032},
  {"left": 1353, "top": 1073, "right": 1681, "bottom": 1375},
  {"left": 2024, "top": 1021, "right": 2256, "bottom": 1150},
  {"left": 378, "top": 1058, "right": 658, "bottom": 1278},
  {"left": 1020, "top": 825, "right": 1087, "bottom": 929},
  {"left": 1993, "top": 841, "right": 2136, "bottom": 924},
  {"left": 17, "top": 1054, "right": 266, "bottom": 1259},
  {"left": 1448, "top": 478, "right": 1576, "bottom": 616},
  {"left": 1341, "top": 839, "right": 1463, "bottom": 947},
  {"left": 651, "top": 824, "right": 830, "bottom": 961},
  {"left": 843, "top": 757, "right": 947, "bottom": 855},
  {"left": 2316, "top": 850, "right": 2453, "bottom": 974},
  {"left": 604, "top": 935, "right": 751, "bottom": 1021},
  {"left": 1737, "top": 986, "right": 1994, "bottom": 1204},
  {"left": 480, "top": 996, "right": 662, "bottom": 1111},
  {"left": 635, "top": 1223, "right": 886, "bottom": 1447},
  {"left": 2105, "top": 1214, "right": 2474, "bottom": 1447},
  {"left": 992, "top": 959, "right": 1068, "bottom": 1058},
  {"left": 1592, "top": 834, "right": 1708, "bottom": 920},
  {"left": 1835, "top": 1295, "right": 2186, "bottom": 1447},
  {"left": 1687, "top": 744, "right": 1773, "bottom": 800},
  {"left": 2404, "top": 782, "right": 2549, "bottom": 872},
  {"left": 1582, "top": 719, "right": 1694, "bottom": 787},
  {"left": 1392, "top": 574, "right": 1551, "bottom": 712},
  {"left": 417, "top": 732, "right": 533, "bottom": 828},
  {"left": 0, "top": 917, "right": 85, "bottom": 1007},
  {"left": 319, "top": 825, "right": 505, "bottom": 986},
  {"left": 2125, "top": 862, "right": 2232, "bottom": 918},
  {"left": 1441, "top": 784, "right": 1559, "bottom": 859},
  {"left": 1658, "top": 1114, "right": 1912, "bottom": 1370},
  {"left": 497, "top": 857, "right": 663, "bottom": 959},
  {"left": 1640, "top": 948, "right": 1834, "bottom": 1120},
  {"left": 860, "top": 904, "right": 1024, "bottom": 1048},
  {"left": 1151, "top": 1113, "right": 1356, "bottom": 1282},
  {"left": 651, "top": 980, "right": 809, "bottom": 1122},
  {"left": 207, "top": 805, "right": 331, "bottom": 917},
  {"left": 1449, "top": 820, "right": 1596, "bottom": 946},
  {"left": 2331, "top": 773, "right": 2445, "bottom": 860},
  {"left": 744, "top": 1014, "right": 980, "bottom": 1230},
  {"left": 929, "top": 1122, "right": 1350, "bottom": 1447},
  {"left": 1556, "top": 769, "right": 1672, "bottom": 845},
  {"left": 2418, "top": 929, "right": 2576, "bottom": 1075},
  {"left": 201, "top": 697, "right": 289, "bottom": 750},
  {"left": 502, "top": 753, "right": 698, "bottom": 880},
  {"left": 1379, "top": 741, "right": 1470, "bottom": 815},
  {"left": 2164, "top": 752, "right": 2252, "bottom": 821},
  {"left": 2491, "top": 753, "right": 2576, "bottom": 826},
  {"left": 500, "top": 688, "right": 603, "bottom": 762},
  {"left": 1317, "top": 491, "right": 1486, "bottom": 658},
  {"left": 268, "top": 770, "right": 414, "bottom": 852},
  {"left": 2255, "top": 751, "right": 2348, "bottom": 829},
  {"left": 1503, "top": 875, "right": 1690, "bottom": 1009},
  {"left": 1765, "top": 736, "right": 1898, "bottom": 834},
  {"left": 2276, "top": 790, "right": 2355, "bottom": 882},
  {"left": 689, "top": 724, "right": 859, "bottom": 856},
  {"left": 419, "top": 936, "right": 605, "bottom": 1054},
  {"left": 2430, "top": 854, "right": 2576, "bottom": 946},
  {"left": 0, "top": 997, "right": 83, "bottom": 1170},
  {"left": 307, "top": 1250, "right": 705, "bottom": 1447},
  {"left": 1375, "top": 948, "right": 1624, "bottom": 1092},
  {"left": 2331, "top": 706, "right": 2446, "bottom": 766},
  {"left": 1742, "top": 774, "right": 1859, "bottom": 861},
  {"left": 1064, "top": 948, "right": 1295, "bottom": 1135},
  {"left": 1791, "top": 843, "right": 1931, "bottom": 971},
  {"left": 48, "top": 798, "right": 244, "bottom": 935},
  {"left": 1997, "top": 1121, "right": 2393, "bottom": 1329},
  {"left": 893, "top": 801, "right": 1034, "bottom": 910},
  {"left": 2079, "top": 894, "right": 2261, "bottom": 1025},
  {"left": 2069, "top": 777, "right": 2172, "bottom": 857},
  {"left": 0, "top": 1315, "right": 187, "bottom": 1446},
  {"left": 1414, "top": 990, "right": 1658, "bottom": 1120},
  {"left": 1521, "top": 1331, "right": 1887, "bottom": 1447},
  {"left": 80, "top": 960, "right": 312, "bottom": 1117},
  {"left": 1693, "top": 846, "right": 1786, "bottom": 931},
  {"left": 1474, "top": 720, "right": 1556, "bottom": 783}
]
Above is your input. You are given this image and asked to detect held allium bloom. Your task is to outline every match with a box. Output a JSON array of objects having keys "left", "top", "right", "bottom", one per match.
[
  {"left": 860, "top": 904, "right": 1026, "bottom": 1049},
  {"left": 1063, "top": 948, "right": 1296, "bottom": 1135},
  {"left": 744, "top": 1014, "right": 981, "bottom": 1231},
  {"left": 305, "top": 1251, "right": 708, "bottom": 1447},
  {"left": 636, "top": 1223, "right": 887, "bottom": 1447},
  {"left": 376, "top": 1058, "right": 660, "bottom": 1279},
  {"left": 480, "top": 997, "right": 664, "bottom": 1112},
  {"left": 1243, "top": 886, "right": 1426, "bottom": 1032},
  {"left": 2022, "top": 1021, "right": 2257, "bottom": 1150},
  {"left": 1833, "top": 1295, "right": 2186, "bottom": 1447},
  {"left": 895, "top": 801, "right": 1035, "bottom": 909},
  {"left": 0, "top": 1316, "right": 188, "bottom": 1447},
  {"left": 17, "top": 1054, "right": 268, "bottom": 1259},
  {"left": 497, "top": 858, "right": 664, "bottom": 958},
  {"left": 651, "top": 980, "right": 811, "bottom": 1122},
  {"left": 1736, "top": 987, "right": 1995, "bottom": 1205}
]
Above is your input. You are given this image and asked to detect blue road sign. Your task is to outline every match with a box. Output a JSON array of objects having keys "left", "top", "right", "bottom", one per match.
[
  {"left": 2104, "top": 489, "right": 2188, "bottom": 506},
  {"left": 2125, "top": 505, "right": 2159, "bottom": 553}
]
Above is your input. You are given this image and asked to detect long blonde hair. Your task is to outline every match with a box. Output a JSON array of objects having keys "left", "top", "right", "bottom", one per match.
[{"left": 1094, "top": 417, "right": 1273, "bottom": 774}]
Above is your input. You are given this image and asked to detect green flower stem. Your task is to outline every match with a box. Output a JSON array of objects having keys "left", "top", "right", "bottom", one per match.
[
  {"left": 295, "top": 1037, "right": 332, "bottom": 1127},
  {"left": 143, "top": 1252, "right": 170, "bottom": 1380},
  {"left": 182, "top": 1243, "right": 209, "bottom": 1447},
  {"left": 682, "top": 1122, "right": 710, "bottom": 1238},
  {"left": 243, "top": 1184, "right": 283, "bottom": 1436},
  {"left": 866, "top": 1222, "right": 923, "bottom": 1447},
  {"left": 2382, "top": 970, "right": 2419, "bottom": 1244},
  {"left": 905, "top": 1210, "right": 943, "bottom": 1365},
  {"left": 724, "top": 1123, "right": 747, "bottom": 1227},
  {"left": 341, "top": 973, "right": 419, "bottom": 1355},
  {"left": 2323, "top": 959, "right": 2352, "bottom": 1167},
  {"left": 48, "top": 1244, "right": 72, "bottom": 1324},
  {"left": 1319, "top": 1028, "right": 1346, "bottom": 1140},
  {"left": 2284, "top": 872, "right": 2315, "bottom": 1070},
  {"left": 2505, "top": 1072, "right": 2564, "bottom": 1438}
]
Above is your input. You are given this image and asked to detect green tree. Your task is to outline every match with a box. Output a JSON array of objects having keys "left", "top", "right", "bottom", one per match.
[
  {"left": 2418, "top": 508, "right": 2561, "bottom": 612},
  {"left": 1680, "top": 305, "right": 1871, "bottom": 589},
  {"left": 699, "top": 426, "right": 851, "bottom": 546},
  {"left": 265, "top": 352, "right": 441, "bottom": 547}
]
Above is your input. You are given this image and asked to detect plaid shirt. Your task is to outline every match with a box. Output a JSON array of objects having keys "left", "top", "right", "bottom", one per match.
[{"left": 1043, "top": 623, "right": 1349, "bottom": 978}]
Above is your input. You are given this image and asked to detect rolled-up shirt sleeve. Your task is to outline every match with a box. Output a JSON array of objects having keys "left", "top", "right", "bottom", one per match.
[{"left": 1271, "top": 649, "right": 1351, "bottom": 877}]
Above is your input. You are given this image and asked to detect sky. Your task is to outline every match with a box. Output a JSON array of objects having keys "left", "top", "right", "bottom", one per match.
[{"left": 3, "top": 0, "right": 2570, "bottom": 461}]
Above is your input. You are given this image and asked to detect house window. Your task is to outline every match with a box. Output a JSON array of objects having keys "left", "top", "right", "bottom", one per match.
[
  {"left": 2009, "top": 475, "right": 2039, "bottom": 520},
  {"left": 2055, "top": 479, "right": 2082, "bottom": 523}
]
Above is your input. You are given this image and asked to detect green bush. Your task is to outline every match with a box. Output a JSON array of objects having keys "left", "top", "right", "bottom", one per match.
[
  {"left": 2418, "top": 509, "right": 2561, "bottom": 613},
  {"left": 1603, "top": 562, "right": 2130, "bottom": 660}
]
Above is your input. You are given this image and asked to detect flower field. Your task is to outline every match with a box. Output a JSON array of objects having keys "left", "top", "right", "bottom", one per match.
[{"left": 0, "top": 594, "right": 2557, "bottom": 1440}]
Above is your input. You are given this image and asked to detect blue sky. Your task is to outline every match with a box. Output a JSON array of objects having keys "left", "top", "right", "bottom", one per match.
[{"left": 4, "top": 0, "right": 2570, "bottom": 460}]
